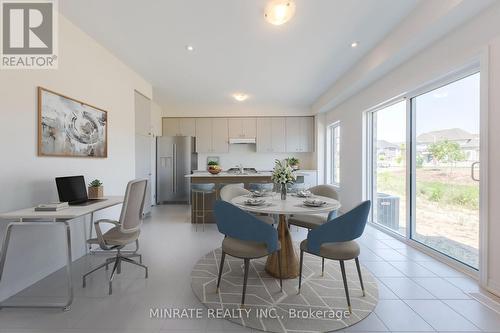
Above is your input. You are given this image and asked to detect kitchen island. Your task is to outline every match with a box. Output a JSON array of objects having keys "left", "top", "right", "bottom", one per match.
[{"left": 185, "top": 171, "right": 275, "bottom": 224}]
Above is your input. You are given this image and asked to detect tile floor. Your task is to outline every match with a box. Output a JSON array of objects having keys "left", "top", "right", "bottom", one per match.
[{"left": 1, "top": 204, "right": 500, "bottom": 333}]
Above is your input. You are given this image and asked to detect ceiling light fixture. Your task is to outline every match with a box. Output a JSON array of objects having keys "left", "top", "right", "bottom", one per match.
[
  {"left": 264, "top": 0, "right": 296, "bottom": 26},
  {"left": 185, "top": 45, "right": 194, "bottom": 51},
  {"left": 351, "top": 41, "right": 358, "bottom": 48},
  {"left": 232, "top": 93, "right": 249, "bottom": 102}
]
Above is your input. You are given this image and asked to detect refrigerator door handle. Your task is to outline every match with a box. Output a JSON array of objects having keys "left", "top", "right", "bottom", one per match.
[{"left": 173, "top": 143, "right": 177, "bottom": 193}]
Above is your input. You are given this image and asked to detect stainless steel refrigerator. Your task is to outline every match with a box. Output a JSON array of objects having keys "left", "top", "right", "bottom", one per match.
[{"left": 156, "top": 136, "right": 198, "bottom": 204}]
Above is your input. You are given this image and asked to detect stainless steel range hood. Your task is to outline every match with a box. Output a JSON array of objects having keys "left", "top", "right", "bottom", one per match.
[{"left": 228, "top": 138, "right": 256, "bottom": 144}]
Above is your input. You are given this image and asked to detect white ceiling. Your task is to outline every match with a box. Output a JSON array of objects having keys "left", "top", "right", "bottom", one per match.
[{"left": 60, "top": 0, "right": 420, "bottom": 113}]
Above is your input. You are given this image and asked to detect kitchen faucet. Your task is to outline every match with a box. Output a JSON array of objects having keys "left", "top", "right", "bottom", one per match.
[{"left": 238, "top": 163, "right": 244, "bottom": 174}]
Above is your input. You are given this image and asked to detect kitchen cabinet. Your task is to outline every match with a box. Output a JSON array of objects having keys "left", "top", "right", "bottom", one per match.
[
  {"left": 228, "top": 118, "right": 256, "bottom": 138},
  {"left": 285, "top": 117, "right": 314, "bottom": 152},
  {"left": 195, "top": 118, "right": 229, "bottom": 153},
  {"left": 179, "top": 118, "right": 196, "bottom": 136},
  {"left": 162, "top": 118, "right": 196, "bottom": 137},
  {"left": 256, "top": 117, "right": 286, "bottom": 152},
  {"left": 212, "top": 118, "right": 229, "bottom": 152}
]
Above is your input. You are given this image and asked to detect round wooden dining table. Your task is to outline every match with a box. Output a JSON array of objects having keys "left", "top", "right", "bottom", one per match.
[{"left": 231, "top": 193, "right": 341, "bottom": 279}]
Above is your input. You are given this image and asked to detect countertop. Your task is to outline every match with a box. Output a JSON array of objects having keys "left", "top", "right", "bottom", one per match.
[
  {"left": 185, "top": 170, "right": 315, "bottom": 178},
  {"left": 185, "top": 172, "right": 273, "bottom": 178}
]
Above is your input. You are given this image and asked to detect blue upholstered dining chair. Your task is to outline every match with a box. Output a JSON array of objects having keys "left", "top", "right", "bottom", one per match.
[
  {"left": 214, "top": 200, "right": 282, "bottom": 306},
  {"left": 298, "top": 200, "right": 371, "bottom": 313}
]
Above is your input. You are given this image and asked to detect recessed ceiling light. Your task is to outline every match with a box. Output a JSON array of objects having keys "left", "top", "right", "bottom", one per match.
[
  {"left": 351, "top": 41, "right": 359, "bottom": 48},
  {"left": 264, "top": 0, "right": 296, "bottom": 26},
  {"left": 185, "top": 45, "right": 194, "bottom": 51},
  {"left": 232, "top": 93, "right": 249, "bottom": 102}
]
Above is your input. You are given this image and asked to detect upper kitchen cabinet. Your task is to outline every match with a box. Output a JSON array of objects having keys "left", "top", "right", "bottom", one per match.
[
  {"left": 212, "top": 118, "right": 229, "bottom": 152},
  {"left": 228, "top": 118, "right": 256, "bottom": 139},
  {"left": 162, "top": 118, "right": 196, "bottom": 137},
  {"left": 285, "top": 117, "right": 314, "bottom": 152},
  {"left": 179, "top": 118, "right": 196, "bottom": 136},
  {"left": 256, "top": 117, "right": 286, "bottom": 153},
  {"left": 195, "top": 118, "right": 229, "bottom": 153}
]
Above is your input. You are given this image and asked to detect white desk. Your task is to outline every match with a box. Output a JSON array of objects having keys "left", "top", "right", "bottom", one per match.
[{"left": 0, "top": 196, "right": 123, "bottom": 311}]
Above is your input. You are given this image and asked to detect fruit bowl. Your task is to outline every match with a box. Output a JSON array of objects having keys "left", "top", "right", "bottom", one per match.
[{"left": 208, "top": 166, "right": 222, "bottom": 175}]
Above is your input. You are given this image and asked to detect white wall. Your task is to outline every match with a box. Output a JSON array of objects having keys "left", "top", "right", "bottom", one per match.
[
  {"left": 0, "top": 15, "right": 152, "bottom": 301},
  {"left": 320, "top": 3, "right": 500, "bottom": 295}
]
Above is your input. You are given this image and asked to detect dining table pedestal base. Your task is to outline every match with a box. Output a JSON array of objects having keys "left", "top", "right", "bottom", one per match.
[{"left": 265, "top": 214, "right": 299, "bottom": 279}]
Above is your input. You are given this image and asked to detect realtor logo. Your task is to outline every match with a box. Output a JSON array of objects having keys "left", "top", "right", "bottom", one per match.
[{"left": 1, "top": 0, "right": 58, "bottom": 69}]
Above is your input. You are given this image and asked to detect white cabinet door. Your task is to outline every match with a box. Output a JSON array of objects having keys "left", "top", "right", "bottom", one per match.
[
  {"left": 228, "top": 118, "right": 242, "bottom": 138},
  {"left": 179, "top": 118, "right": 196, "bottom": 137},
  {"left": 228, "top": 118, "right": 256, "bottom": 138},
  {"left": 162, "top": 118, "right": 179, "bottom": 136},
  {"left": 256, "top": 118, "right": 272, "bottom": 152},
  {"left": 195, "top": 118, "right": 212, "bottom": 153},
  {"left": 271, "top": 117, "right": 286, "bottom": 152},
  {"left": 212, "top": 118, "right": 229, "bottom": 152},
  {"left": 285, "top": 117, "right": 301, "bottom": 152},
  {"left": 241, "top": 118, "right": 256, "bottom": 138},
  {"left": 300, "top": 117, "right": 314, "bottom": 152}
]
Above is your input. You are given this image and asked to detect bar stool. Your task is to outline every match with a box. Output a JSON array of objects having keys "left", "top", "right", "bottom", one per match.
[
  {"left": 191, "top": 183, "right": 216, "bottom": 231},
  {"left": 217, "top": 183, "right": 244, "bottom": 200}
]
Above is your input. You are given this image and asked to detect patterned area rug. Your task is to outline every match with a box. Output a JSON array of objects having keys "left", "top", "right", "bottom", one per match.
[{"left": 191, "top": 247, "right": 378, "bottom": 333}]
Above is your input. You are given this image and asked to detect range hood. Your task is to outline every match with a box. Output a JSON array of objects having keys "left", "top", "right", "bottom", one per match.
[{"left": 229, "top": 137, "right": 256, "bottom": 144}]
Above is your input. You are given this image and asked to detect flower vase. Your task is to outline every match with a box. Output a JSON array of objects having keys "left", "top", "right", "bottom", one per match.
[{"left": 280, "top": 184, "right": 287, "bottom": 200}]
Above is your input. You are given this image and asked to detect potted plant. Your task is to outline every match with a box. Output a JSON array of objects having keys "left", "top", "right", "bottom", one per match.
[
  {"left": 88, "top": 179, "right": 104, "bottom": 199},
  {"left": 271, "top": 159, "right": 297, "bottom": 200},
  {"left": 207, "top": 161, "right": 222, "bottom": 175},
  {"left": 287, "top": 157, "right": 300, "bottom": 170}
]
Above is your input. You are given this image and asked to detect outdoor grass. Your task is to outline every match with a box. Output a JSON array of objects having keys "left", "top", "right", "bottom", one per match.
[{"left": 377, "top": 170, "right": 479, "bottom": 209}]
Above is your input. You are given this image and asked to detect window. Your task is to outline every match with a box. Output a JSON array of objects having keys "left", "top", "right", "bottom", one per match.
[
  {"left": 365, "top": 70, "right": 481, "bottom": 269},
  {"left": 327, "top": 122, "right": 341, "bottom": 186}
]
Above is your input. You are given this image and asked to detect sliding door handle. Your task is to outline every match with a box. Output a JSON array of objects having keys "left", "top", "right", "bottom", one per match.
[{"left": 471, "top": 161, "right": 480, "bottom": 182}]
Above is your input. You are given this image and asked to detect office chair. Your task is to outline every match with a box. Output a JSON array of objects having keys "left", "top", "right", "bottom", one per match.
[{"left": 82, "top": 179, "right": 149, "bottom": 295}]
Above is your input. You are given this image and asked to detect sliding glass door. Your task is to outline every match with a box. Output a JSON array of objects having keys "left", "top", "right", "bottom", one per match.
[
  {"left": 367, "top": 71, "right": 481, "bottom": 269},
  {"left": 412, "top": 73, "right": 480, "bottom": 268},
  {"left": 369, "top": 100, "right": 407, "bottom": 236}
]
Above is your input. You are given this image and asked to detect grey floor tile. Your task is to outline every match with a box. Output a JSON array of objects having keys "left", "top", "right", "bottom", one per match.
[
  {"left": 378, "top": 277, "right": 435, "bottom": 300},
  {"left": 412, "top": 277, "right": 470, "bottom": 299},
  {"left": 404, "top": 299, "right": 479, "bottom": 331},
  {"left": 444, "top": 299, "right": 500, "bottom": 331},
  {"left": 374, "top": 300, "right": 434, "bottom": 331}
]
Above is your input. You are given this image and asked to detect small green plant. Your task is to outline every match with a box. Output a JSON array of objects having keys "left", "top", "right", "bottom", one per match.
[
  {"left": 89, "top": 179, "right": 103, "bottom": 187},
  {"left": 207, "top": 160, "right": 219, "bottom": 166},
  {"left": 287, "top": 157, "right": 299, "bottom": 166}
]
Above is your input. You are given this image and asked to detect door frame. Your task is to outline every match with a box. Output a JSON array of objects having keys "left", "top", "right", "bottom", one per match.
[{"left": 364, "top": 57, "right": 487, "bottom": 281}]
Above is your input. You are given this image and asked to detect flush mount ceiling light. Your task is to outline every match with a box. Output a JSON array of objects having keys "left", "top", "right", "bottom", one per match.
[
  {"left": 232, "top": 93, "right": 249, "bottom": 102},
  {"left": 351, "top": 41, "right": 359, "bottom": 48},
  {"left": 264, "top": 0, "right": 296, "bottom": 26},
  {"left": 185, "top": 45, "right": 194, "bottom": 51}
]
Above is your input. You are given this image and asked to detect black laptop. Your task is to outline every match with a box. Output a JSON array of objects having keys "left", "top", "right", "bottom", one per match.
[{"left": 56, "top": 175, "right": 107, "bottom": 206}]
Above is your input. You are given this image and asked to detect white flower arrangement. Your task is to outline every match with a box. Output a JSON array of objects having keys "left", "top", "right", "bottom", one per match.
[{"left": 271, "top": 159, "right": 297, "bottom": 185}]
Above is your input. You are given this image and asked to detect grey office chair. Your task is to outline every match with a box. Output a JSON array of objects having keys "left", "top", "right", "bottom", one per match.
[{"left": 83, "top": 179, "right": 149, "bottom": 295}]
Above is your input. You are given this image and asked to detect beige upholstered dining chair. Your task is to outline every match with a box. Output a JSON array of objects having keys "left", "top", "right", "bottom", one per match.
[
  {"left": 83, "top": 179, "right": 149, "bottom": 295},
  {"left": 288, "top": 184, "right": 339, "bottom": 230},
  {"left": 220, "top": 184, "right": 275, "bottom": 225}
]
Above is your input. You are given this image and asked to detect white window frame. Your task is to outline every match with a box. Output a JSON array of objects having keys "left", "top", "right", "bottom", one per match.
[
  {"left": 363, "top": 62, "right": 484, "bottom": 277},
  {"left": 326, "top": 121, "right": 341, "bottom": 187}
]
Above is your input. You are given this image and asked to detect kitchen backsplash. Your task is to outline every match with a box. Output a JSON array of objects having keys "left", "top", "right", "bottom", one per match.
[{"left": 197, "top": 144, "right": 314, "bottom": 171}]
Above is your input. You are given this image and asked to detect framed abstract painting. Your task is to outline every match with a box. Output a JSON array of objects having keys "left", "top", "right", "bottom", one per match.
[{"left": 38, "top": 87, "right": 108, "bottom": 158}]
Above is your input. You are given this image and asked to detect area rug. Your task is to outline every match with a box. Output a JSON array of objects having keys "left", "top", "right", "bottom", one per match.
[{"left": 191, "top": 247, "right": 378, "bottom": 333}]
